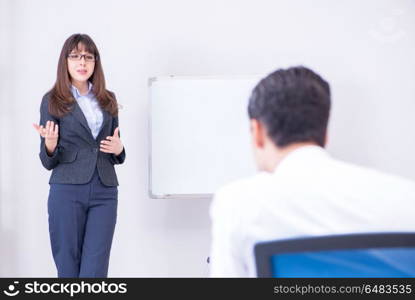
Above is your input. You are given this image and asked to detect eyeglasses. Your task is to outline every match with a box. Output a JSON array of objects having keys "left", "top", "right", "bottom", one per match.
[{"left": 67, "top": 53, "right": 96, "bottom": 62}]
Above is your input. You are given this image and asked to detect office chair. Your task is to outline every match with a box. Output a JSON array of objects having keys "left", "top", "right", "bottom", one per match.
[{"left": 254, "top": 232, "right": 415, "bottom": 278}]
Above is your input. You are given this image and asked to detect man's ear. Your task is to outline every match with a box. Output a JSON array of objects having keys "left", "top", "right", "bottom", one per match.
[
  {"left": 250, "top": 119, "right": 265, "bottom": 148},
  {"left": 323, "top": 130, "right": 329, "bottom": 147}
]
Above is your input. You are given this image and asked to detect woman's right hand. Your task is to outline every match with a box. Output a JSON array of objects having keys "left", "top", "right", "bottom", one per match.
[{"left": 33, "top": 120, "right": 59, "bottom": 155}]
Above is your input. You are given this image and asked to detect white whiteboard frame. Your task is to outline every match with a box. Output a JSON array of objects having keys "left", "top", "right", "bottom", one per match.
[{"left": 148, "top": 75, "right": 261, "bottom": 199}]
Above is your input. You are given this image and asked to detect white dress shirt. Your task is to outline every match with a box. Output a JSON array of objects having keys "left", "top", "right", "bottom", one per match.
[
  {"left": 71, "top": 82, "right": 103, "bottom": 139},
  {"left": 209, "top": 145, "right": 415, "bottom": 277}
]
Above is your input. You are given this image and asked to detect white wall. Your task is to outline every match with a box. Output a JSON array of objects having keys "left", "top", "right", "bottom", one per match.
[{"left": 1, "top": 0, "right": 414, "bottom": 277}]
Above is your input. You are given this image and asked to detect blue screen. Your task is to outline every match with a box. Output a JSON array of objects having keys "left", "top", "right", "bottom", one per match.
[{"left": 271, "top": 248, "right": 415, "bottom": 277}]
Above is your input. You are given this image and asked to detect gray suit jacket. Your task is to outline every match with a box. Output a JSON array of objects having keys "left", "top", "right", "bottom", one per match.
[{"left": 39, "top": 93, "right": 126, "bottom": 186}]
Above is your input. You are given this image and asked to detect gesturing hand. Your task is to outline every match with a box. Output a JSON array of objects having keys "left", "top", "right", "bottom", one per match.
[
  {"left": 33, "top": 121, "right": 59, "bottom": 155},
  {"left": 100, "top": 127, "right": 124, "bottom": 156}
]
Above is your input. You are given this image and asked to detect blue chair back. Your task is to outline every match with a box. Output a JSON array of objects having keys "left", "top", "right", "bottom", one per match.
[{"left": 254, "top": 233, "right": 415, "bottom": 277}]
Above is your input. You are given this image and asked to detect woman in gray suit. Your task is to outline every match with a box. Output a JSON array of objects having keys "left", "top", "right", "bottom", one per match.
[{"left": 33, "top": 33, "right": 126, "bottom": 278}]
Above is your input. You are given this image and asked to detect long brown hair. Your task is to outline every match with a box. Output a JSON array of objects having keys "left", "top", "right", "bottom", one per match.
[{"left": 48, "top": 33, "right": 118, "bottom": 118}]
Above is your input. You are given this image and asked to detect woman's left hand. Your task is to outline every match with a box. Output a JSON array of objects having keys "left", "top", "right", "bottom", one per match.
[{"left": 100, "top": 127, "right": 124, "bottom": 156}]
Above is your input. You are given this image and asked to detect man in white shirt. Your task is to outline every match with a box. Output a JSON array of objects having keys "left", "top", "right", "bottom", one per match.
[{"left": 209, "top": 66, "right": 415, "bottom": 277}]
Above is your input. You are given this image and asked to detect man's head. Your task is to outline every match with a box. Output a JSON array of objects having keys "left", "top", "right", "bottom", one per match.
[{"left": 248, "top": 66, "right": 331, "bottom": 171}]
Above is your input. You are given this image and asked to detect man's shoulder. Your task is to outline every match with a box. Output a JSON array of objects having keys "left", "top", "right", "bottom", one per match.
[
  {"left": 216, "top": 172, "right": 274, "bottom": 198},
  {"left": 211, "top": 172, "right": 276, "bottom": 217},
  {"left": 334, "top": 158, "right": 415, "bottom": 190}
]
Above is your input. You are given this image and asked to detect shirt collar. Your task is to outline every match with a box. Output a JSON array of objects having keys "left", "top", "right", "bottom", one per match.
[
  {"left": 273, "top": 145, "right": 329, "bottom": 175},
  {"left": 71, "top": 82, "right": 93, "bottom": 99}
]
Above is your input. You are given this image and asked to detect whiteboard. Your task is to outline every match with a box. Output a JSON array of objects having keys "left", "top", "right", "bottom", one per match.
[
  {"left": 149, "top": 76, "right": 261, "bottom": 198},
  {"left": 149, "top": 70, "right": 415, "bottom": 199}
]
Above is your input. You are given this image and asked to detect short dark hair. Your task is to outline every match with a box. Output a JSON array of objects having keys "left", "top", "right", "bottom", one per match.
[{"left": 248, "top": 66, "right": 331, "bottom": 147}]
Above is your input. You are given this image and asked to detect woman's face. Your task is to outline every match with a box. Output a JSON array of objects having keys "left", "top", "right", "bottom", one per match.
[{"left": 67, "top": 43, "right": 95, "bottom": 84}]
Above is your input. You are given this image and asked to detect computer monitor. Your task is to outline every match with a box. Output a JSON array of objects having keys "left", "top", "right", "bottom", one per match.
[{"left": 254, "top": 233, "right": 415, "bottom": 278}]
